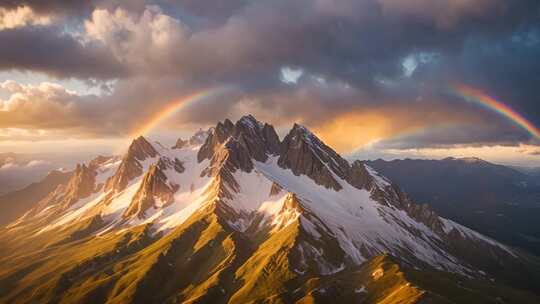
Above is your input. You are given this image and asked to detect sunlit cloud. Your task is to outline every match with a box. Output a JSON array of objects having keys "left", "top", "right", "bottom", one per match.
[
  {"left": 310, "top": 101, "right": 487, "bottom": 154},
  {"left": 83, "top": 6, "right": 188, "bottom": 74},
  {"left": 518, "top": 144, "right": 540, "bottom": 156},
  {"left": 0, "top": 80, "right": 81, "bottom": 131},
  {"left": 0, "top": 5, "right": 53, "bottom": 30}
]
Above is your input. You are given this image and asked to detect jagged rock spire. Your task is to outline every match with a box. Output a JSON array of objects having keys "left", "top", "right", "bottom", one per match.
[
  {"left": 197, "top": 115, "right": 280, "bottom": 163},
  {"left": 106, "top": 136, "right": 158, "bottom": 193},
  {"left": 278, "top": 123, "right": 350, "bottom": 190},
  {"left": 123, "top": 162, "right": 179, "bottom": 219},
  {"left": 128, "top": 136, "right": 159, "bottom": 161},
  {"left": 59, "top": 163, "right": 97, "bottom": 209}
]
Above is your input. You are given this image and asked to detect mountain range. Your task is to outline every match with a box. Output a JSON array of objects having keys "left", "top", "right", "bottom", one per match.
[
  {"left": 366, "top": 158, "right": 540, "bottom": 256},
  {"left": 0, "top": 152, "right": 84, "bottom": 195},
  {"left": 0, "top": 169, "right": 72, "bottom": 226},
  {"left": 1, "top": 115, "right": 539, "bottom": 303}
]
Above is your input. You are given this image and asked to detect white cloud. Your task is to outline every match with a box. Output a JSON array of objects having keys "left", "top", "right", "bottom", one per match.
[
  {"left": 84, "top": 6, "right": 187, "bottom": 71},
  {"left": 0, "top": 159, "right": 50, "bottom": 170},
  {"left": 0, "top": 80, "right": 78, "bottom": 114},
  {"left": 280, "top": 67, "right": 304, "bottom": 84},
  {"left": 0, "top": 80, "right": 87, "bottom": 137}
]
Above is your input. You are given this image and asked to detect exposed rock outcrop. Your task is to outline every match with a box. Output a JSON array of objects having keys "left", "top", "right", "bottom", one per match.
[
  {"left": 271, "top": 193, "right": 302, "bottom": 230},
  {"left": 197, "top": 116, "right": 282, "bottom": 200},
  {"left": 123, "top": 162, "right": 179, "bottom": 219},
  {"left": 197, "top": 119, "right": 235, "bottom": 162},
  {"left": 200, "top": 140, "right": 248, "bottom": 200},
  {"left": 364, "top": 173, "right": 445, "bottom": 233},
  {"left": 231, "top": 115, "right": 280, "bottom": 162},
  {"left": 59, "top": 164, "right": 97, "bottom": 209},
  {"left": 278, "top": 124, "right": 349, "bottom": 191},
  {"left": 105, "top": 136, "right": 158, "bottom": 193},
  {"left": 269, "top": 182, "right": 283, "bottom": 196},
  {"left": 198, "top": 115, "right": 280, "bottom": 163},
  {"left": 28, "top": 162, "right": 98, "bottom": 214},
  {"left": 347, "top": 161, "right": 374, "bottom": 190}
]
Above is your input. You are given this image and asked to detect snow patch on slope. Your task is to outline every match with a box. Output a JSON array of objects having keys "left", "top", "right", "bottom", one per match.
[
  {"left": 255, "top": 156, "right": 468, "bottom": 273},
  {"left": 131, "top": 145, "right": 214, "bottom": 233},
  {"left": 364, "top": 165, "right": 391, "bottom": 188}
]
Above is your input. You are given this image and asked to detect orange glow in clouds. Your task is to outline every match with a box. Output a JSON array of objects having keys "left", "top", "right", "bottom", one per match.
[{"left": 313, "top": 111, "right": 425, "bottom": 153}]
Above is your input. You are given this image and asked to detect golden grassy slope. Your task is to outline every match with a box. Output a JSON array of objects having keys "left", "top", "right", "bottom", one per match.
[{"left": 1, "top": 201, "right": 540, "bottom": 304}]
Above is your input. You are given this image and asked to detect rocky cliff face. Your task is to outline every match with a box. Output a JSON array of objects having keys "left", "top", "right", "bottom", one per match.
[
  {"left": 276, "top": 127, "right": 377, "bottom": 194},
  {"left": 59, "top": 164, "right": 97, "bottom": 209},
  {"left": 200, "top": 139, "right": 250, "bottom": 201},
  {"left": 198, "top": 115, "right": 280, "bottom": 163},
  {"left": 196, "top": 116, "right": 282, "bottom": 200},
  {"left": 231, "top": 115, "right": 280, "bottom": 162},
  {"left": 105, "top": 136, "right": 158, "bottom": 193},
  {"left": 22, "top": 156, "right": 121, "bottom": 218},
  {"left": 278, "top": 124, "right": 350, "bottom": 190},
  {"left": 123, "top": 161, "right": 180, "bottom": 219},
  {"left": 197, "top": 119, "right": 235, "bottom": 161},
  {"left": 347, "top": 160, "right": 374, "bottom": 190}
]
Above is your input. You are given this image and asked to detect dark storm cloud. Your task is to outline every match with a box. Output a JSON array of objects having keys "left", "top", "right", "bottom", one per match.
[
  {"left": 0, "top": 26, "right": 125, "bottom": 79},
  {"left": 413, "top": 27, "right": 540, "bottom": 125},
  {"left": 165, "top": 0, "right": 540, "bottom": 90},
  {"left": 162, "top": 0, "right": 250, "bottom": 24},
  {"left": 374, "top": 123, "right": 533, "bottom": 150},
  {"left": 3, "top": 0, "right": 539, "bottom": 83}
]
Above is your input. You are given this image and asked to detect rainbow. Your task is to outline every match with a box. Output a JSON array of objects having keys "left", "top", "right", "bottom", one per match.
[
  {"left": 450, "top": 84, "right": 540, "bottom": 139},
  {"left": 129, "top": 89, "right": 221, "bottom": 138}
]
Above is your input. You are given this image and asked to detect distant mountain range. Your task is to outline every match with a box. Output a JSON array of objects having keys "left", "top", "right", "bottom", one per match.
[
  {"left": 0, "top": 152, "right": 83, "bottom": 194},
  {"left": 511, "top": 165, "right": 540, "bottom": 177},
  {"left": 0, "top": 169, "right": 72, "bottom": 226},
  {"left": 1, "top": 116, "right": 539, "bottom": 303},
  {"left": 366, "top": 157, "right": 540, "bottom": 256}
]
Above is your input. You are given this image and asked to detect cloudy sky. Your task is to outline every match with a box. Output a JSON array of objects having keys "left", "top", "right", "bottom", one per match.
[{"left": 1, "top": 0, "right": 540, "bottom": 166}]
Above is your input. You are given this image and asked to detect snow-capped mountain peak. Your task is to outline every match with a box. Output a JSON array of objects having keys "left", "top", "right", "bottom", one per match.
[
  {"left": 10, "top": 115, "right": 525, "bottom": 285},
  {"left": 104, "top": 136, "right": 159, "bottom": 194}
]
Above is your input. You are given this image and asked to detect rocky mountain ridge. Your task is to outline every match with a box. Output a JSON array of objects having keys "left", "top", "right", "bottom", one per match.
[
  {"left": 366, "top": 157, "right": 540, "bottom": 256},
  {"left": 1, "top": 115, "right": 539, "bottom": 304}
]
